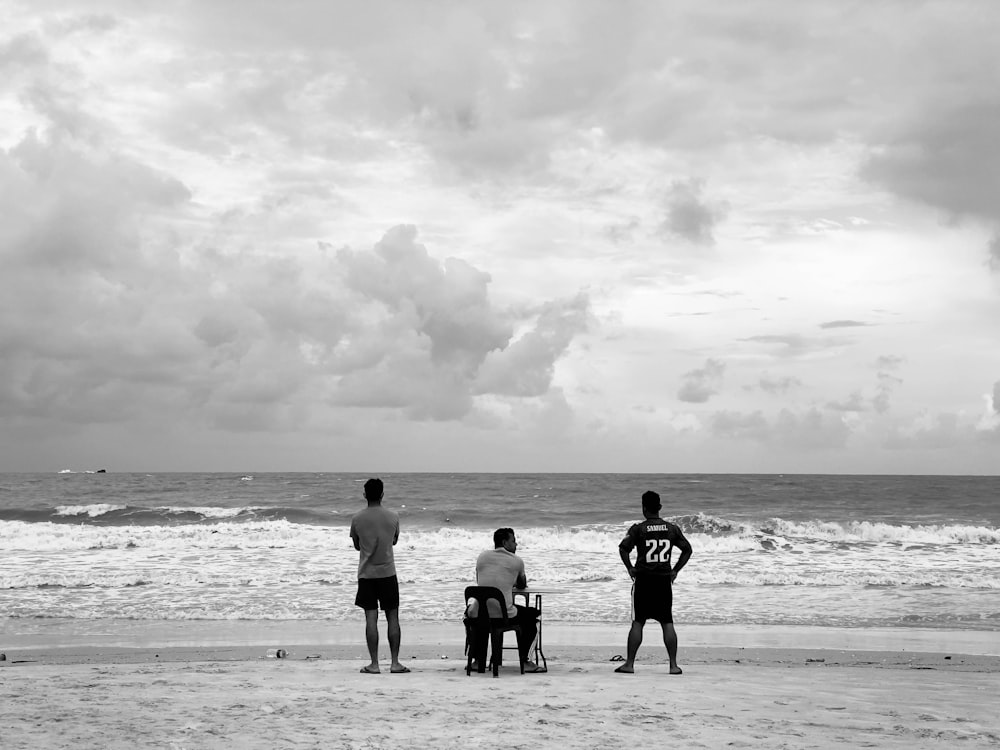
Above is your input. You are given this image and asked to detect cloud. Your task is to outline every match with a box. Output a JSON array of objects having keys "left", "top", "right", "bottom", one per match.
[
  {"left": 773, "top": 408, "right": 851, "bottom": 449},
  {"left": 872, "top": 372, "right": 903, "bottom": 415},
  {"left": 603, "top": 218, "right": 641, "bottom": 244},
  {"left": 975, "top": 388, "right": 1000, "bottom": 440},
  {"left": 739, "top": 334, "right": 814, "bottom": 358},
  {"left": 711, "top": 408, "right": 851, "bottom": 449},
  {"left": 862, "top": 97, "right": 1000, "bottom": 269},
  {"left": 710, "top": 410, "right": 769, "bottom": 441},
  {"left": 0, "top": 127, "right": 199, "bottom": 425},
  {"left": 754, "top": 372, "right": 802, "bottom": 396},
  {"left": 814, "top": 360, "right": 902, "bottom": 415},
  {"left": 871, "top": 356, "right": 905, "bottom": 414},
  {"left": 8, "top": 131, "right": 191, "bottom": 272},
  {"left": 0, "top": 127, "right": 586, "bottom": 428},
  {"left": 826, "top": 391, "right": 866, "bottom": 413},
  {"left": 330, "top": 226, "right": 590, "bottom": 420},
  {"left": 144, "top": 2, "right": 563, "bottom": 176},
  {"left": 45, "top": 13, "right": 118, "bottom": 37},
  {"left": 0, "top": 31, "right": 48, "bottom": 70},
  {"left": 819, "top": 320, "right": 868, "bottom": 329},
  {"left": 677, "top": 358, "right": 725, "bottom": 403},
  {"left": 875, "top": 355, "right": 905, "bottom": 371},
  {"left": 862, "top": 100, "right": 1000, "bottom": 224},
  {"left": 474, "top": 293, "right": 590, "bottom": 398},
  {"left": 2, "top": 2, "right": 999, "bottom": 471},
  {"left": 884, "top": 412, "right": 962, "bottom": 450},
  {"left": 661, "top": 179, "right": 727, "bottom": 245},
  {"left": 338, "top": 225, "right": 512, "bottom": 372}
]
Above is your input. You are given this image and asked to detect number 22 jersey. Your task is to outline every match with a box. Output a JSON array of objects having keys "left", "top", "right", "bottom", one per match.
[{"left": 620, "top": 517, "right": 692, "bottom": 576}]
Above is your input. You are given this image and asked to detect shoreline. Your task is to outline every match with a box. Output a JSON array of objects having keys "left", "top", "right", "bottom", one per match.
[
  {"left": 4, "top": 645, "right": 998, "bottom": 673},
  {"left": 5, "top": 618, "right": 1000, "bottom": 652},
  {"left": 4, "top": 620, "right": 999, "bottom": 669}
]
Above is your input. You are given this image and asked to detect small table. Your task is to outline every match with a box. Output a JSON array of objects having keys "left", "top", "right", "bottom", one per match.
[{"left": 511, "top": 588, "right": 566, "bottom": 671}]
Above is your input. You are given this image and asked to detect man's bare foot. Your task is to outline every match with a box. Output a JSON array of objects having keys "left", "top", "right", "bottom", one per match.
[
  {"left": 360, "top": 664, "right": 380, "bottom": 674},
  {"left": 390, "top": 663, "right": 411, "bottom": 673},
  {"left": 670, "top": 666, "right": 683, "bottom": 675},
  {"left": 614, "top": 664, "right": 634, "bottom": 673}
]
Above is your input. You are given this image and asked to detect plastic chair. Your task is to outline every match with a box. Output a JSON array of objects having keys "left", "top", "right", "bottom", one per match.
[{"left": 463, "top": 586, "right": 524, "bottom": 677}]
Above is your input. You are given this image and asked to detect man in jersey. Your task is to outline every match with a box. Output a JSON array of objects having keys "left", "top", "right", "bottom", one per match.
[
  {"left": 350, "top": 478, "right": 409, "bottom": 674},
  {"left": 473, "top": 528, "right": 544, "bottom": 672},
  {"left": 614, "top": 490, "right": 693, "bottom": 675}
]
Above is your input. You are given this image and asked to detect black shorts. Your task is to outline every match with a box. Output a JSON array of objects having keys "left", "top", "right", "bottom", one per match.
[
  {"left": 355, "top": 575, "right": 400, "bottom": 611},
  {"left": 631, "top": 573, "right": 673, "bottom": 623}
]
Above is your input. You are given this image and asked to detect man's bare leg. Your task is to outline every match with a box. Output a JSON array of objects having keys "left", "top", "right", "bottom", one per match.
[
  {"left": 661, "top": 621, "right": 682, "bottom": 674},
  {"left": 386, "top": 608, "right": 409, "bottom": 673},
  {"left": 614, "top": 620, "right": 645, "bottom": 673},
  {"left": 361, "top": 609, "right": 381, "bottom": 673}
]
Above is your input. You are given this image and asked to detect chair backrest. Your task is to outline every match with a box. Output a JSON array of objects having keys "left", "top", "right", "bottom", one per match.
[{"left": 464, "top": 586, "right": 510, "bottom": 626}]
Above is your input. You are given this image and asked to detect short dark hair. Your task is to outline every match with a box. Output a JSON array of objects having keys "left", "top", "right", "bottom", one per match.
[
  {"left": 364, "top": 478, "right": 384, "bottom": 502},
  {"left": 493, "top": 527, "right": 515, "bottom": 548},
  {"left": 641, "top": 490, "right": 661, "bottom": 512}
]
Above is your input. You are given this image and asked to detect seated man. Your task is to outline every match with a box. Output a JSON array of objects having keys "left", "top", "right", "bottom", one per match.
[{"left": 471, "top": 527, "right": 542, "bottom": 672}]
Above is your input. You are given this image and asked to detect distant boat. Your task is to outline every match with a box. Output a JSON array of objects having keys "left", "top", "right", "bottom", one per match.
[{"left": 96, "top": 469, "right": 107, "bottom": 473}]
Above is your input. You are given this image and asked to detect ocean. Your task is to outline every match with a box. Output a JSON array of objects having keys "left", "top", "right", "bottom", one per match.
[{"left": 1, "top": 472, "right": 998, "bottom": 637}]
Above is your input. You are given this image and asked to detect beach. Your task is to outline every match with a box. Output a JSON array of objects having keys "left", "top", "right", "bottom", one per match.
[{"left": 3, "top": 623, "right": 999, "bottom": 749}]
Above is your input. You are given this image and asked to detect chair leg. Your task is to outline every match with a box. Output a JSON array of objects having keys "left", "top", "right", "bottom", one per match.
[
  {"left": 490, "top": 629, "right": 503, "bottom": 677},
  {"left": 467, "top": 622, "right": 488, "bottom": 674},
  {"left": 476, "top": 624, "right": 489, "bottom": 673},
  {"left": 464, "top": 624, "right": 471, "bottom": 675},
  {"left": 516, "top": 626, "right": 525, "bottom": 674}
]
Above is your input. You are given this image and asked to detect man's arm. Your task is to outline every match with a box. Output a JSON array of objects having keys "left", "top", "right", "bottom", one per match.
[
  {"left": 619, "top": 531, "right": 636, "bottom": 578},
  {"left": 671, "top": 529, "right": 693, "bottom": 581},
  {"left": 515, "top": 559, "right": 527, "bottom": 590},
  {"left": 350, "top": 522, "right": 360, "bottom": 551}
]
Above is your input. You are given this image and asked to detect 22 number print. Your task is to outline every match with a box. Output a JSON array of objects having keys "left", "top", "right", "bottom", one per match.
[{"left": 644, "top": 538, "right": 672, "bottom": 564}]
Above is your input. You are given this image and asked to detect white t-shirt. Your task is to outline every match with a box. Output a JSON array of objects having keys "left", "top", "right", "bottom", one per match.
[
  {"left": 475, "top": 547, "right": 525, "bottom": 618},
  {"left": 349, "top": 505, "right": 399, "bottom": 579}
]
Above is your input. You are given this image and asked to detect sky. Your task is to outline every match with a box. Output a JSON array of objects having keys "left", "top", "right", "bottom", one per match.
[{"left": 1, "top": 1, "right": 999, "bottom": 474}]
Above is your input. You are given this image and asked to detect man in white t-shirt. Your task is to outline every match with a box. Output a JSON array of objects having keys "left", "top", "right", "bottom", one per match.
[
  {"left": 473, "top": 527, "right": 542, "bottom": 672},
  {"left": 349, "top": 478, "right": 409, "bottom": 674}
]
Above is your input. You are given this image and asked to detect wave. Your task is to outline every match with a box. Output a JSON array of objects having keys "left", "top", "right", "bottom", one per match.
[
  {"left": 55, "top": 504, "right": 127, "bottom": 517},
  {"left": 1, "top": 511, "right": 998, "bottom": 550},
  {"left": 4, "top": 562, "right": 997, "bottom": 591},
  {"left": 1, "top": 504, "right": 342, "bottom": 527},
  {"left": 756, "top": 517, "right": 1000, "bottom": 545},
  {"left": 4, "top": 504, "right": 997, "bottom": 543},
  {"left": 2, "top": 514, "right": 998, "bottom": 561}
]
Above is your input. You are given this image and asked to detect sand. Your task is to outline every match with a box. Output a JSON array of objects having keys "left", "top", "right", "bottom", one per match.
[{"left": 2, "top": 623, "right": 999, "bottom": 749}]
